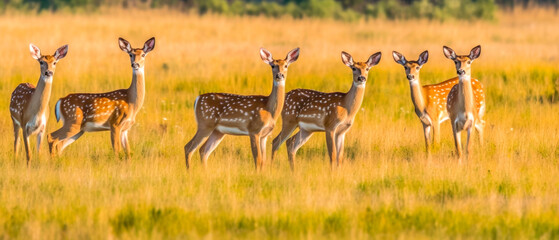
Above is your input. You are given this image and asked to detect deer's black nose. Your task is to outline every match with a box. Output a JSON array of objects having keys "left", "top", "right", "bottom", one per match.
[
  {"left": 457, "top": 69, "right": 465, "bottom": 75},
  {"left": 132, "top": 63, "right": 140, "bottom": 69},
  {"left": 357, "top": 76, "right": 366, "bottom": 82},
  {"left": 406, "top": 74, "right": 414, "bottom": 80},
  {"left": 276, "top": 73, "right": 284, "bottom": 80},
  {"left": 44, "top": 71, "right": 53, "bottom": 77}
]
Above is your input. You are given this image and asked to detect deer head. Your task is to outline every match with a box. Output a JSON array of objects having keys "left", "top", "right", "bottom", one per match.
[
  {"left": 443, "top": 45, "right": 481, "bottom": 77},
  {"left": 260, "top": 47, "right": 300, "bottom": 85},
  {"left": 341, "top": 51, "right": 382, "bottom": 87},
  {"left": 30, "top": 44, "right": 68, "bottom": 79},
  {"left": 393, "top": 50, "right": 428, "bottom": 82},
  {"left": 119, "top": 37, "right": 156, "bottom": 70}
]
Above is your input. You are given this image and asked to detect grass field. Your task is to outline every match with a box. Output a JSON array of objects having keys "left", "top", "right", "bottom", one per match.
[{"left": 0, "top": 8, "right": 558, "bottom": 239}]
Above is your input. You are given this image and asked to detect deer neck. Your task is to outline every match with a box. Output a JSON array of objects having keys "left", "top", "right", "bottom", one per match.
[
  {"left": 342, "top": 82, "right": 366, "bottom": 118},
  {"left": 409, "top": 78, "right": 427, "bottom": 115},
  {"left": 28, "top": 75, "right": 53, "bottom": 117},
  {"left": 459, "top": 74, "right": 475, "bottom": 115},
  {"left": 266, "top": 80, "right": 285, "bottom": 120},
  {"left": 127, "top": 68, "right": 145, "bottom": 115}
]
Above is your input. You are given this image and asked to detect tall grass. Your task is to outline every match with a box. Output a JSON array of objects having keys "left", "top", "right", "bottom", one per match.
[{"left": 0, "top": 8, "right": 558, "bottom": 239}]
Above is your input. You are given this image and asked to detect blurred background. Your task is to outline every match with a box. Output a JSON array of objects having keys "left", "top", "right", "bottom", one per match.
[{"left": 1, "top": 0, "right": 557, "bottom": 20}]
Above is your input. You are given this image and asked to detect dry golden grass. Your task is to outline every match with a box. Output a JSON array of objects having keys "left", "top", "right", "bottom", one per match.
[{"left": 0, "top": 8, "right": 558, "bottom": 239}]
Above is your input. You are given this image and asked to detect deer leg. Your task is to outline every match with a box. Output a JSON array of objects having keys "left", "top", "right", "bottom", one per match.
[
  {"left": 49, "top": 121, "right": 82, "bottom": 156},
  {"left": 22, "top": 130, "right": 31, "bottom": 166},
  {"left": 184, "top": 128, "right": 213, "bottom": 169},
  {"left": 58, "top": 131, "right": 84, "bottom": 154},
  {"left": 271, "top": 121, "right": 298, "bottom": 163},
  {"left": 249, "top": 134, "right": 262, "bottom": 171},
  {"left": 286, "top": 129, "right": 313, "bottom": 171},
  {"left": 335, "top": 133, "right": 346, "bottom": 166},
  {"left": 13, "top": 121, "right": 21, "bottom": 160},
  {"left": 120, "top": 130, "right": 131, "bottom": 159},
  {"left": 259, "top": 136, "right": 267, "bottom": 169},
  {"left": 36, "top": 129, "right": 45, "bottom": 155},
  {"left": 466, "top": 126, "right": 473, "bottom": 161},
  {"left": 110, "top": 127, "right": 122, "bottom": 155},
  {"left": 198, "top": 130, "right": 225, "bottom": 168},
  {"left": 452, "top": 123, "right": 463, "bottom": 161},
  {"left": 432, "top": 121, "right": 441, "bottom": 145},
  {"left": 423, "top": 123, "right": 432, "bottom": 157},
  {"left": 325, "top": 131, "right": 338, "bottom": 170},
  {"left": 475, "top": 119, "right": 485, "bottom": 146}
]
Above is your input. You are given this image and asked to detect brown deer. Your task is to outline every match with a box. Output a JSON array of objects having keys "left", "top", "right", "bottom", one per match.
[
  {"left": 392, "top": 50, "right": 485, "bottom": 156},
  {"left": 47, "top": 37, "right": 155, "bottom": 158},
  {"left": 184, "top": 47, "right": 300, "bottom": 170},
  {"left": 10, "top": 44, "right": 68, "bottom": 165},
  {"left": 271, "top": 51, "right": 382, "bottom": 170},
  {"left": 443, "top": 45, "right": 486, "bottom": 161}
]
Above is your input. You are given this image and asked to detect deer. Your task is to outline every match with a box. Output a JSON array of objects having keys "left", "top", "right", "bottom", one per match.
[
  {"left": 443, "top": 45, "right": 486, "bottom": 161},
  {"left": 271, "top": 51, "right": 382, "bottom": 171},
  {"left": 184, "top": 47, "right": 300, "bottom": 170},
  {"left": 392, "top": 50, "right": 485, "bottom": 156},
  {"left": 47, "top": 37, "right": 155, "bottom": 158},
  {"left": 10, "top": 44, "right": 68, "bottom": 165}
]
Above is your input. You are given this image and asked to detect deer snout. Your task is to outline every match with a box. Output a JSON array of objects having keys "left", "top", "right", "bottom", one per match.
[
  {"left": 406, "top": 74, "right": 414, "bottom": 80},
  {"left": 457, "top": 69, "right": 465, "bottom": 75},
  {"left": 44, "top": 70, "right": 54, "bottom": 77},
  {"left": 357, "top": 76, "right": 366, "bottom": 82},
  {"left": 131, "top": 63, "right": 140, "bottom": 69},
  {"left": 275, "top": 73, "right": 285, "bottom": 80}
]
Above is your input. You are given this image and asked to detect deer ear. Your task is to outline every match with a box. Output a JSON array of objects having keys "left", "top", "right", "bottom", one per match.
[
  {"left": 443, "top": 46, "right": 456, "bottom": 60},
  {"left": 260, "top": 48, "right": 273, "bottom": 65},
  {"left": 143, "top": 37, "right": 155, "bottom": 53},
  {"left": 367, "top": 52, "right": 382, "bottom": 67},
  {"left": 469, "top": 45, "right": 481, "bottom": 60},
  {"left": 29, "top": 44, "right": 41, "bottom": 60},
  {"left": 119, "top": 38, "right": 132, "bottom": 52},
  {"left": 285, "top": 47, "right": 300, "bottom": 64},
  {"left": 54, "top": 44, "right": 69, "bottom": 60},
  {"left": 418, "top": 50, "right": 429, "bottom": 66},
  {"left": 392, "top": 51, "right": 406, "bottom": 65},
  {"left": 341, "top": 51, "right": 353, "bottom": 67}
]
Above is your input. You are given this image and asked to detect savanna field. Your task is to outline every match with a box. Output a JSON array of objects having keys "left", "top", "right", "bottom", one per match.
[{"left": 0, "top": 9, "right": 558, "bottom": 239}]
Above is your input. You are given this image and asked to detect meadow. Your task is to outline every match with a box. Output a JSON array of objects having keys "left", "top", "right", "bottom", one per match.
[{"left": 0, "top": 8, "right": 558, "bottom": 239}]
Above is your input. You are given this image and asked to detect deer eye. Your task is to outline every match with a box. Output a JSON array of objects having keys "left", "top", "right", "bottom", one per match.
[
  {"left": 284, "top": 65, "right": 287, "bottom": 68},
  {"left": 415, "top": 67, "right": 419, "bottom": 70},
  {"left": 352, "top": 67, "right": 357, "bottom": 71},
  {"left": 142, "top": 54, "right": 146, "bottom": 57},
  {"left": 467, "top": 61, "right": 471, "bottom": 64},
  {"left": 53, "top": 62, "right": 57, "bottom": 65}
]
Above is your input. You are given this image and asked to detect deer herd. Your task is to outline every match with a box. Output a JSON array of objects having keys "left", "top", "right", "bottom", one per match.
[{"left": 9, "top": 37, "right": 486, "bottom": 170}]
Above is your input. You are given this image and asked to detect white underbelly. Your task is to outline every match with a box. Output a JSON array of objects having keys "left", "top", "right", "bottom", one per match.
[
  {"left": 454, "top": 112, "right": 473, "bottom": 131},
  {"left": 27, "top": 122, "right": 45, "bottom": 135},
  {"left": 439, "top": 116, "right": 449, "bottom": 124},
  {"left": 25, "top": 114, "right": 47, "bottom": 135},
  {"left": 12, "top": 117, "right": 21, "bottom": 127},
  {"left": 216, "top": 125, "right": 249, "bottom": 135},
  {"left": 299, "top": 121, "right": 325, "bottom": 132},
  {"left": 83, "top": 122, "right": 110, "bottom": 132}
]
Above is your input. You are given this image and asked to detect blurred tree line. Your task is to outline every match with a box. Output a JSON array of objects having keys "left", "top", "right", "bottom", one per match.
[{"left": 0, "top": 0, "right": 556, "bottom": 20}]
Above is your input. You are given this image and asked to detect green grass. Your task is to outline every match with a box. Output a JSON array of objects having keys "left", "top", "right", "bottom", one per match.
[{"left": 0, "top": 10, "right": 558, "bottom": 239}]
